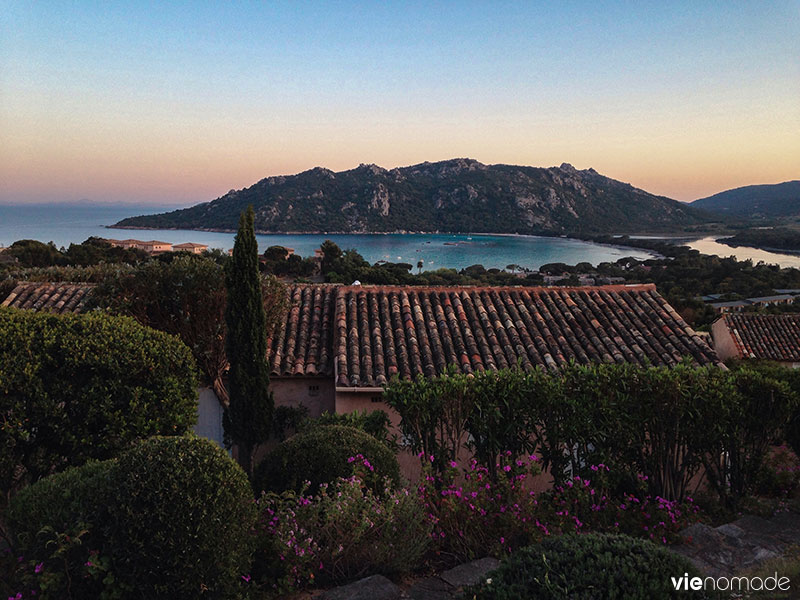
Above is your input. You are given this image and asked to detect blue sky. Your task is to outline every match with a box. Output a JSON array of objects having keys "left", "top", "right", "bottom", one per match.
[{"left": 1, "top": 1, "right": 798, "bottom": 204}]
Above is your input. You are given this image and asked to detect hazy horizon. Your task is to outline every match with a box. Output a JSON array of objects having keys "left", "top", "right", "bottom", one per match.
[
  {"left": 0, "top": 159, "right": 798, "bottom": 208},
  {"left": 2, "top": 2, "right": 798, "bottom": 206}
]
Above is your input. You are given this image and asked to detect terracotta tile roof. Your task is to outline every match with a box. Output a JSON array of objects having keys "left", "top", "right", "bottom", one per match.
[
  {"left": 267, "top": 284, "right": 338, "bottom": 378},
  {"left": 721, "top": 313, "right": 800, "bottom": 362},
  {"left": 1, "top": 282, "right": 95, "bottom": 314},
  {"left": 265, "top": 283, "right": 719, "bottom": 386}
]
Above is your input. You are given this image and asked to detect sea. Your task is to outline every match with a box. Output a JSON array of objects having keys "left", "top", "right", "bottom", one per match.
[{"left": 2, "top": 203, "right": 800, "bottom": 271}]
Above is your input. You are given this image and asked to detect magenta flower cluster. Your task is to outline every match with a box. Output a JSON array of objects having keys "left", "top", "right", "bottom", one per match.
[{"left": 417, "top": 453, "right": 700, "bottom": 561}]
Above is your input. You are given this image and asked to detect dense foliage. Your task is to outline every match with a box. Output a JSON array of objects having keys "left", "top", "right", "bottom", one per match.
[
  {"left": 261, "top": 245, "right": 317, "bottom": 277},
  {"left": 105, "top": 436, "right": 256, "bottom": 598},
  {"left": 0, "top": 308, "right": 198, "bottom": 499},
  {"left": 254, "top": 466, "right": 429, "bottom": 593},
  {"left": 6, "top": 460, "right": 116, "bottom": 599},
  {"left": 7, "top": 436, "right": 256, "bottom": 600},
  {"left": 385, "top": 363, "right": 798, "bottom": 506},
  {"left": 301, "top": 409, "right": 398, "bottom": 451},
  {"left": 252, "top": 425, "right": 400, "bottom": 495},
  {"left": 587, "top": 236, "right": 800, "bottom": 327},
  {"left": 89, "top": 254, "right": 288, "bottom": 406},
  {"left": 224, "top": 206, "right": 273, "bottom": 475},
  {"left": 463, "top": 533, "right": 713, "bottom": 600},
  {"left": 417, "top": 455, "right": 699, "bottom": 563},
  {"left": 0, "top": 237, "right": 147, "bottom": 270},
  {"left": 113, "top": 159, "right": 710, "bottom": 235},
  {"left": 720, "top": 227, "right": 800, "bottom": 253}
]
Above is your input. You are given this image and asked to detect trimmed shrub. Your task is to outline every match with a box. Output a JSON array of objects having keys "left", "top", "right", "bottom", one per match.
[
  {"left": 7, "top": 461, "right": 116, "bottom": 599},
  {"left": 0, "top": 308, "right": 198, "bottom": 496},
  {"left": 6, "top": 436, "right": 257, "bottom": 599},
  {"left": 305, "top": 410, "right": 398, "bottom": 450},
  {"left": 105, "top": 436, "right": 257, "bottom": 598},
  {"left": 463, "top": 533, "right": 714, "bottom": 600},
  {"left": 253, "top": 425, "right": 401, "bottom": 495}
]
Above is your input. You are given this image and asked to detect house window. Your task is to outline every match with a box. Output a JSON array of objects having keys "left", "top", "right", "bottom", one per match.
[
  {"left": 308, "top": 385, "right": 320, "bottom": 397},
  {"left": 371, "top": 396, "right": 382, "bottom": 403}
]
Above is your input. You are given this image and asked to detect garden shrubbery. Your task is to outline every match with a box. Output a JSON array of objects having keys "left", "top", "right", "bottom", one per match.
[
  {"left": 463, "top": 533, "right": 714, "bottom": 600},
  {"left": 7, "top": 436, "right": 256, "bottom": 600},
  {"left": 254, "top": 461, "right": 430, "bottom": 594},
  {"left": 253, "top": 425, "right": 400, "bottom": 494},
  {"left": 0, "top": 308, "right": 198, "bottom": 497},
  {"left": 418, "top": 454, "right": 698, "bottom": 564},
  {"left": 106, "top": 436, "right": 256, "bottom": 598},
  {"left": 386, "top": 362, "right": 799, "bottom": 507}
]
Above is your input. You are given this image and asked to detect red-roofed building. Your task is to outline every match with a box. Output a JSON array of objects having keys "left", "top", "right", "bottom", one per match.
[
  {"left": 711, "top": 313, "right": 800, "bottom": 367},
  {"left": 2, "top": 281, "right": 721, "bottom": 463},
  {"left": 265, "top": 283, "right": 719, "bottom": 421}
]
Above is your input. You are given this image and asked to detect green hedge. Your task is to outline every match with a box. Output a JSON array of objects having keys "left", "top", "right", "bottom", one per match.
[
  {"left": 0, "top": 308, "right": 198, "bottom": 496},
  {"left": 385, "top": 362, "right": 799, "bottom": 505},
  {"left": 464, "top": 533, "right": 714, "bottom": 600},
  {"left": 253, "top": 425, "right": 401, "bottom": 495},
  {"left": 106, "top": 436, "right": 256, "bottom": 597},
  {"left": 8, "top": 436, "right": 256, "bottom": 599}
]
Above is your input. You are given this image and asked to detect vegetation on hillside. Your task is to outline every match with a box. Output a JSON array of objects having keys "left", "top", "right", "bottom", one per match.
[
  {"left": 0, "top": 237, "right": 147, "bottom": 268},
  {"left": 719, "top": 227, "right": 800, "bottom": 253},
  {"left": 113, "top": 159, "right": 712, "bottom": 235},
  {"left": 691, "top": 180, "right": 800, "bottom": 219}
]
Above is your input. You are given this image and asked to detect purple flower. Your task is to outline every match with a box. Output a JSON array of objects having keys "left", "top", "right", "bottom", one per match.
[{"left": 34, "top": 562, "right": 43, "bottom": 574}]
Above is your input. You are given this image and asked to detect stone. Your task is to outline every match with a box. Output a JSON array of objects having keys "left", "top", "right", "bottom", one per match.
[
  {"left": 440, "top": 557, "right": 501, "bottom": 589},
  {"left": 406, "top": 576, "right": 453, "bottom": 600},
  {"left": 715, "top": 523, "right": 745, "bottom": 538},
  {"left": 320, "top": 575, "right": 404, "bottom": 600}
]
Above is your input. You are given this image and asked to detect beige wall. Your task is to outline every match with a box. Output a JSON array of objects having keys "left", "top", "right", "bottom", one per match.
[
  {"left": 334, "top": 391, "right": 423, "bottom": 478},
  {"left": 272, "top": 376, "right": 335, "bottom": 417},
  {"left": 711, "top": 317, "right": 741, "bottom": 361}
]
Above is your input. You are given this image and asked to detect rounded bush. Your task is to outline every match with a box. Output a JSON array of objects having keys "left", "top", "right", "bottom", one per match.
[
  {"left": 7, "top": 437, "right": 256, "bottom": 599},
  {"left": 106, "top": 435, "right": 257, "bottom": 598},
  {"left": 8, "top": 460, "right": 114, "bottom": 540},
  {"left": 253, "top": 425, "right": 401, "bottom": 495},
  {"left": 0, "top": 308, "right": 198, "bottom": 495},
  {"left": 8, "top": 461, "right": 116, "bottom": 599},
  {"left": 465, "top": 533, "right": 714, "bottom": 600}
]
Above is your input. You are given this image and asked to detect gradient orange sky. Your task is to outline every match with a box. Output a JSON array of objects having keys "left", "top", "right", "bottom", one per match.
[{"left": 1, "top": 2, "right": 798, "bottom": 205}]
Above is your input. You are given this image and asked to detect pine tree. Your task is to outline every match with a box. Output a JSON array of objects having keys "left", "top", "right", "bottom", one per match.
[{"left": 224, "top": 205, "right": 272, "bottom": 476}]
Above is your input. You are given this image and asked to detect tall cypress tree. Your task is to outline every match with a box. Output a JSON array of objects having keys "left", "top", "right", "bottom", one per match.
[{"left": 224, "top": 205, "right": 272, "bottom": 476}]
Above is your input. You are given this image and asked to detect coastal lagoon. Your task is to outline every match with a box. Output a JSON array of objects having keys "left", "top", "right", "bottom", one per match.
[
  {"left": 684, "top": 237, "right": 800, "bottom": 269},
  {"left": 3, "top": 203, "right": 800, "bottom": 272},
  {"left": 0, "top": 203, "right": 656, "bottom": 271}
]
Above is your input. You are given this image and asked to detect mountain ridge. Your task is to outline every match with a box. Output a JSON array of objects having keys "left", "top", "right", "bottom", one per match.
[
  {"left": 691, "top": 180, "right": 800, "bottom": 219},
  {"left": 113, "top": 158, "right": 711, "bottom": 235}
]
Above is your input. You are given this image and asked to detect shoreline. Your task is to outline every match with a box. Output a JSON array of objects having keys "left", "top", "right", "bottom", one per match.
[
  {"left": 104, "top": 224, "right": 668, "bottom": 252},
  {"left": 107, "top": 224, "right": 669, "bottom": 258},
  {"left": 716, "top": 239, "right": 800, "bottom": 256}
]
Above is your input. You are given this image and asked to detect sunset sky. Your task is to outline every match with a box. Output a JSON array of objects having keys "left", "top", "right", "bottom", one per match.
[{"left": 1, "top": 1, "right": 798, "bottom": 205}]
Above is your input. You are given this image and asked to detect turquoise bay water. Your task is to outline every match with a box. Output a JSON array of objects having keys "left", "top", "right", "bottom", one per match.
[{"left": 0, "top": 203, "right": 657, "bottom": 271}]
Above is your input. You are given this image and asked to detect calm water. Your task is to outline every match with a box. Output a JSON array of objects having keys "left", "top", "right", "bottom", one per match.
[
  {"left": 0, "top": 203, "right": 661, "bottom": 271},
  {"left": 684, "top": 236, "right": 800, "bottom": 269}
]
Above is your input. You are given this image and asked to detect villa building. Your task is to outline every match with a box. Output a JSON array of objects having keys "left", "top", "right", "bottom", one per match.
[
  {"left": 105, "top": 238, "right": 210, "bottom": 254},
  {"left": 3, "top": 281, "right": 721, "bottom": 451},
  {"left": 711, "top": 313, "right": 800, "bottom": 367},
  {"left": 173, "top": 242, "right": 210, "bottom": 254}
]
